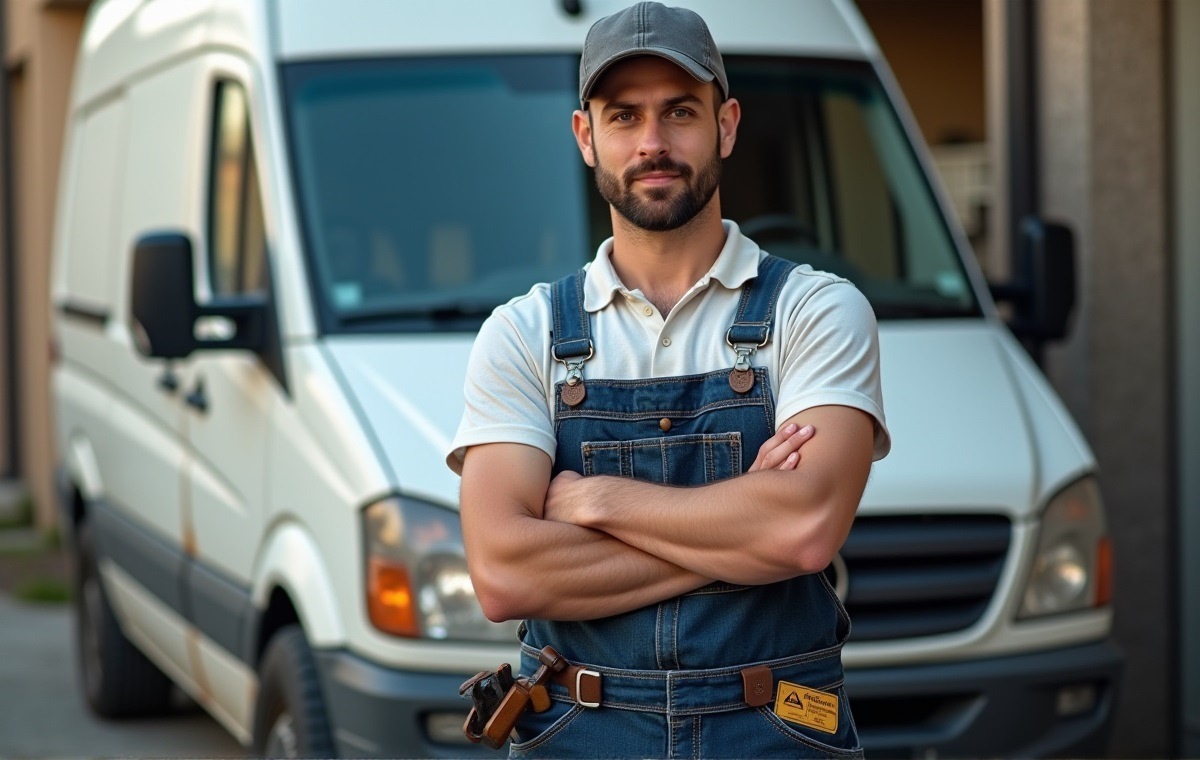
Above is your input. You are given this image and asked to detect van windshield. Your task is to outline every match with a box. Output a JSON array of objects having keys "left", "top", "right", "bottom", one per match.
[{"left": 282, "top": 55, "right": 979, "bottom": 333}]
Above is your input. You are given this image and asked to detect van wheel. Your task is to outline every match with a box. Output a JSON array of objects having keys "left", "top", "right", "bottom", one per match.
[
  {"left": 73, "top": 520, "right": 173, "bottom": 718},
  {"left": 253, "top": 625, "right": 335, "bottom": 758}
]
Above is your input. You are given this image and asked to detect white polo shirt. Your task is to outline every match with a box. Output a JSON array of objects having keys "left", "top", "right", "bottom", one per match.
[{"left": 447, "top": 220, "right": 890, "bottom": 474}]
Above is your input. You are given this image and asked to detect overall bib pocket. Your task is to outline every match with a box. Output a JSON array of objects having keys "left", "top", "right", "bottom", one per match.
[{"left": 581, "top": 432, "right": 742, "bottom": 484}]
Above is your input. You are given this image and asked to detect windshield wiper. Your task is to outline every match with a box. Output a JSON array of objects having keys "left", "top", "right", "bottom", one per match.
[
  {"left": 337, "top": 300, "right": 499, "bottom": 326},
  {"left": 870, "top": 302, "right": 979, "bottom": 320}
]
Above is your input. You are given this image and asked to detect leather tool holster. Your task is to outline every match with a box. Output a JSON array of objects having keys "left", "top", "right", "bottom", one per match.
[{"left": 460, "top": 646, "right": 568, "bottom": 749}]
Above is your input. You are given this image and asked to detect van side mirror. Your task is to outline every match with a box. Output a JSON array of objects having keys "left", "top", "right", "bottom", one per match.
[
  {"left": 130, "top": 232, "right": 267, "bottom": 359},
  {"left": 989, "top": 216, "right": 1077, "bottom": 343}
]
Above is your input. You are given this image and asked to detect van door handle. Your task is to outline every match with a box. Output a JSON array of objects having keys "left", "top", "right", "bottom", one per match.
[
  {"left": 157, "top": 366, "right": 180, "bottom": 393},
  {"left": 184, "top": 378, "right": 208, "bottom": 413}
]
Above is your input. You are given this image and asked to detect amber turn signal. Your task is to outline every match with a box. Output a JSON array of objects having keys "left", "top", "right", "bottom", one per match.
[
  {"left": 367, "top": 557, "right": 420, "bottom": 637},
  {"left": 1094, "top": 536, "right": 1113, "bottom": 607}
]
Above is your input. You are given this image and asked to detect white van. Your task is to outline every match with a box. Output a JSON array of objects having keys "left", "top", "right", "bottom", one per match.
[{"left": 50, "top": 0, "right": 1122, "bottom": 757}]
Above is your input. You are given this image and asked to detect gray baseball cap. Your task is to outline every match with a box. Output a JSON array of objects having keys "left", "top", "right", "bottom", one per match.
[{"left": 579, "top": 2, "right": 728, "bottom": 106}]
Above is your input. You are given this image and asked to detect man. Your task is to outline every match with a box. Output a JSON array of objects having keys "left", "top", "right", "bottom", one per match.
[{"left": 447, "top": 2, "right": 890, "bottom": 756}]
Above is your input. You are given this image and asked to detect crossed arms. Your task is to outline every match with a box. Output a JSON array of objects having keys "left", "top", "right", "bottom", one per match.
[{"left": 459, "top": 404, "right": 875, "bottom": 623}]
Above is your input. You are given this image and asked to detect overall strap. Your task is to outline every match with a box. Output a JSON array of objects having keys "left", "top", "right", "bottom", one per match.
[
  {"left": 727, "top": 254, "right": 799, "bottom": 347},
  {"left": 550, "top": 269, "right": 592, "bottom": 361},
  {"left": 725, "top": 255, "right": 797, "bottom": 392},
  {"left": 550, "top": 269, "right": 592, "bottom": 406}
]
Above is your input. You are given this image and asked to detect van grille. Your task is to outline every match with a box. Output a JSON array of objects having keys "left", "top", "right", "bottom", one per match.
[{"left": 833, "top": 515, "right": 1011, "bottom": 642}]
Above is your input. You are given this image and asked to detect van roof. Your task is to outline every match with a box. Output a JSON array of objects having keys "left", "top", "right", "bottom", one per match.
[
  {"left": 275, "top": 0, "right": 877, "bottom": 62},
  {"left": 73, "top": 0, "right": 876, "bottom": 108}
]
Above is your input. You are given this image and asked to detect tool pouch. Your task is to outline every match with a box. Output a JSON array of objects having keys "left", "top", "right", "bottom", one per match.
[
  {"left": 459, "top": 647, "right": 567, "bottom": 749},
  {"left": 461, "top": 664, "right": 516, "bottom": 748}
]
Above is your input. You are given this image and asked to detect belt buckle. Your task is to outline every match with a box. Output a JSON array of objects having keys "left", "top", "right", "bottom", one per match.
[{"left": 575, "top": 668, "right": 601, "bottom": 708}]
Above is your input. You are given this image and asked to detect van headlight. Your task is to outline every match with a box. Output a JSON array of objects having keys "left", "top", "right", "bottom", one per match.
[
  {"left": 363, "top": 496, "right": 518, "bottom": 642},
  {"left": 1018, "top": 477, "right": 1113, "bottom": 619}
]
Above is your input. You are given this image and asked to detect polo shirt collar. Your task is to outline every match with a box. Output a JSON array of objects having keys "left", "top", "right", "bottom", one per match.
[{"left": 582, "top": 220, "right": 762, "bottom": 312}]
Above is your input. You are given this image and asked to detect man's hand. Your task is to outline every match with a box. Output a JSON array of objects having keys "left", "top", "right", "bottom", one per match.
[
  {"left": 748, "top": 422, "right": 815, "bottom": 472},
  {"left": 542, "top": 406, "right": 874, "bottom": 586},
  {"left": 546, "top": 423, "right": 816, "bottom": 524}
]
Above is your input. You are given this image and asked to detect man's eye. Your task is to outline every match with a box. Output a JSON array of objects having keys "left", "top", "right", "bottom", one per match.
[
  {"left": 614, "top": 112, "right": 635, "bottom": 122},
  {"left": 671, "top": 108, "right": 692, "bottom": 118}
]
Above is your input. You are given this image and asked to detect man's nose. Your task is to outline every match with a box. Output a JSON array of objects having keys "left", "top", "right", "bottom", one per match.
[{"left": 637, "top": 121, "right": 669, "bottom": 157}]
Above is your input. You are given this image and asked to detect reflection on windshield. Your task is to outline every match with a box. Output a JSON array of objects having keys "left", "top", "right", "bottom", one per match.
[{"left": 282, "top": 55, "right": 978, "bottom": 332}]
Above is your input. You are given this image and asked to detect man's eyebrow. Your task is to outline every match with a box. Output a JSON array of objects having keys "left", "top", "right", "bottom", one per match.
[
  {"left": 599, "top": 93, "right": 705, "bottom": 115},
  {"left": 662, "top": 94, "right": 704, "bottom": 109}
]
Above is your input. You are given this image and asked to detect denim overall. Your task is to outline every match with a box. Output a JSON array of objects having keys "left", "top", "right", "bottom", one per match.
[{"left": 510, "top": 256, "right": 862, "bottom": 758}]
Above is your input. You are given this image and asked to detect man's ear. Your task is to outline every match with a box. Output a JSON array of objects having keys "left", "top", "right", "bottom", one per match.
[
  {"left": 572, "top": 109, "right": 597, "bottom": 168},
  {"left": 717, "top": 97, "right": 741, "bottom": 159}
]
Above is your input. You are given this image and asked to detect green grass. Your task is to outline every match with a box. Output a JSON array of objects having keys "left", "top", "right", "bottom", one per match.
[
  {"left": 14, "top": 578, "right": 71, "bottom": 604},
  {"left": 0, "top": 494, "right": 34, "bottom": 530}
]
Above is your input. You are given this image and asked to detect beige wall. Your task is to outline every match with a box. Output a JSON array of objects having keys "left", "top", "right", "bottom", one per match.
[
  {"left": 4, "top": 0, "right": 88, "bottom": 526},
  {"left": 0, "top": 72, "right": 13, "bottom": 478},
  {"left": 857, "top": 0, "right": 986, "bottom": 145},
  {"left": 1037, "top": 0, "right": 1172, "bottom": 755}
]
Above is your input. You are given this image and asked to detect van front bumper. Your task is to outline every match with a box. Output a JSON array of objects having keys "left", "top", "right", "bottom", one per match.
[
  {"left": 313, "top": 649, "right": 490, "bottom": 758},
  {"left": 845, "top": 638, "right": 1123, "bottom": 759},
  {"left": 316, "top": 637, "right": 1121, "bottom": 759}
]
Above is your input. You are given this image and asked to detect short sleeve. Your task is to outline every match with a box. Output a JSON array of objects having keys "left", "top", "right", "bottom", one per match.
[
  {"left": 774, "top": 276, "right": 891, "bottom": 460},
  {"left": 445, "top": 307, "right": 557, "bottom": 475}
]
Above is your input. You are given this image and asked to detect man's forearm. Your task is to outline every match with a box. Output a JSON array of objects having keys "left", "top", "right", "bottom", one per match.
[
  {"left": 544, "top": 407, "right": 875, "bottom": 586},
  {"left": 469, "top": 513, "right": 710, "bottom": 622},
  {"left": 564, "top": 470, "right": 835, "bottom": 585}
]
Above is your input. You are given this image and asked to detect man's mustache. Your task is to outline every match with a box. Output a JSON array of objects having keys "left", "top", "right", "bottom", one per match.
[{"left": 623, "top": 158, "right": 694, "bottom": 184}]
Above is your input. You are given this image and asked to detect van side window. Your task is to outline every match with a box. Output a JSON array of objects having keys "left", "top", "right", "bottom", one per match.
[{"left": 208, "top": 80, "right": 267, "bottom": 296}]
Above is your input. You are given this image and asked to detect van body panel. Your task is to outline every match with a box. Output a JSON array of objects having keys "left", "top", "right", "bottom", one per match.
[
  {"left": 101, "top": 559, "right": 202, "bottom": 694},
  {"left": 994, "top": 329, "right": 1096, "bottom": 497},
  {"left": 59, "top": 424, "right": 104, "bottom": 503},
  {"left": 271, "top": 344, "right": 393, "bottom": 508},
  {"left": 323, "top": 324, "right": 1047, "bottom": 518},
  {"left": 322, "top": 337, "right": 475, "bottom": 505},
  {"left": 192, "top": 632, "right": 257, "bottom": 744},
  {"left": 186, "top": 352, "right": 274, "bottom": 584},
  {"left": 251, "top": 520, "right": 347, "bottom": 647},
  {"left": 866, "top": 323, "right": 1036, "bottom": 515},
  {"left": 74, "top": 0, "right": 213, "bottom": 109},
  {"left": 273, "top": 0, "right": 874, "bottom": 64}
]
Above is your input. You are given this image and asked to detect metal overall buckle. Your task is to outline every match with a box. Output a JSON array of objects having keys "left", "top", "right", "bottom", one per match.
[
  {"left": 552, "top": 342, "right": 593, "bottom": 407},
  {"left": 725, "top": 328, "right": 768, "bottom": 393}
]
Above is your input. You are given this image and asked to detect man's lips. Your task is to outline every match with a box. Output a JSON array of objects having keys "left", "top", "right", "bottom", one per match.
[{"left": 632, "top": 172, "right": 681, "bottom": 186}]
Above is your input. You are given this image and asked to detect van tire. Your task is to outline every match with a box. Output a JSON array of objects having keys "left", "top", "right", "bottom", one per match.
[
  {"left": 253, "top": 625, "right": 336, "bottom": 758},
  {"left": 73, "top": 520, "right": 173, "bottom": 718}
]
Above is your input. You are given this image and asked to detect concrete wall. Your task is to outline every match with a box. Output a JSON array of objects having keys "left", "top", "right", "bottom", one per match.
[
  {"left": 3, "top": 0, "right": 87, "bottom": 526},
  {"left": 1037, "top": 0, "right": 1173, "bottom": 755}
]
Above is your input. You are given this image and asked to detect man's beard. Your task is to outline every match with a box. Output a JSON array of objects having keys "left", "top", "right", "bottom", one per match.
[{"left": 594, "top": 145, "right": 722, "bottom": 232}]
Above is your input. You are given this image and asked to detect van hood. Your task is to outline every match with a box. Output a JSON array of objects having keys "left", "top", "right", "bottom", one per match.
[
  {"left": 324, "top": 322, "right": 1090, "bottom": 517},
  {"left": 864, "top": 322, "right": 1090, "bottom": 518},
  {"left": 323, "top": 335, "right": 477, "bottom": 508}
]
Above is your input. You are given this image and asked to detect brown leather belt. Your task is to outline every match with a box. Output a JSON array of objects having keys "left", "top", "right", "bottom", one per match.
[
  {"left": 548, "top": 662, "right": 774, "bottom": 709},
  {"left": 550, "top": 661, "right": 603, "bottom": 708}
]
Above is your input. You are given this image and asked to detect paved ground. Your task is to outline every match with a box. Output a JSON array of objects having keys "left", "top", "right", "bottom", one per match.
[
  {"left": 0, "top": 488, "right": 243, "bottom": 759},
  {"left": 0, "top": 592, "right": 245, "bottom": 759}
]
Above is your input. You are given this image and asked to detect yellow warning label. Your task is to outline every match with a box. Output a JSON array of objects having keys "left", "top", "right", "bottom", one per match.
[{"left": 773, "top": 681, "right": 839, "bottom": 734}]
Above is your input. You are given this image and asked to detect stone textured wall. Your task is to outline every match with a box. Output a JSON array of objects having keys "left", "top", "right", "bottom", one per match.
[{"left": 1038, "top": 0, "right": 1173, "bottom": 755}]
